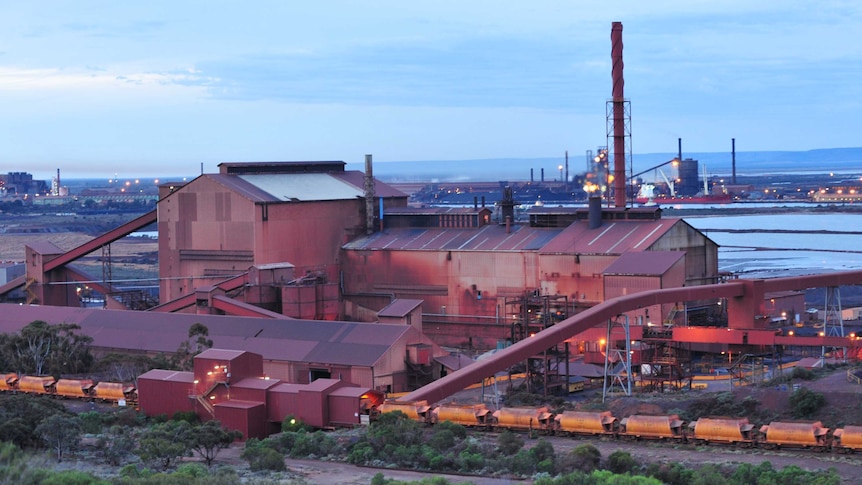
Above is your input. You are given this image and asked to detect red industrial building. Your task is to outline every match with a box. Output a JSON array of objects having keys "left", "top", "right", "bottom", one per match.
[
  {"left": 156, "top": 160, "right": 407, "bottom": 319},
  {"left": 138, "top": 349, "right": 384, "bottom": 439},
  {"left": 0, "top": 302, "right": 448, "bottom": 394}
]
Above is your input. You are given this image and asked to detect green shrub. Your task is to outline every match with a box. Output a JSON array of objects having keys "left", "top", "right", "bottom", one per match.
[
  {"left": 281, "top": 414, "right": 311, "bottom": 433},
  {"left": 171, "top": 411, "right": 200, "bottom": 424},
  {"left": 78, "top": 411, "right": 104, "bottom": 434},
  {"left": 242, "top": 445, "right": 285, "bottom": 472},
  {"left": 496, "top": 429, "right": 524, "bottom": 455},
  {"left": 559, "top": 444, "right": 601, "bottom": 474},
  {"left": 789, "top": 387, "right": 826, "bottom": 418},
  {"left": 645, "top": 462, "right": 695, "bottom": 485},
  {"left": 791, "top": 367, "right": 816, "bottom": 380},
  {"left": 605, "top": 450, "right": 638, "bottom": 475}
]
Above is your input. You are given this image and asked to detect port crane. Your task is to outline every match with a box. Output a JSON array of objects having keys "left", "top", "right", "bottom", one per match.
[{"left": 629, "top": 158, "right": 679, "bottom": 199}]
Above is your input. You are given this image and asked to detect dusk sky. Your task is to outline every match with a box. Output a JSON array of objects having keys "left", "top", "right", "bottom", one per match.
[{"left": 1, "top": 1, "right": 859, "bottom": 180}]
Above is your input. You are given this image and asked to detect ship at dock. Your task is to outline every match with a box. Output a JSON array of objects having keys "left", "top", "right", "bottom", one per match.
[{"left": 633, "top": 154, "right": 733, "bottom": 206}]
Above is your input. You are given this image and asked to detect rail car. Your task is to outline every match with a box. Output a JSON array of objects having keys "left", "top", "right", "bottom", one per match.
[
  {"left": 375, "top": 400, "right": 862, "bottom": 454},
  {"left": 0, "top": 373, "right": 137, "bottom": 405}
]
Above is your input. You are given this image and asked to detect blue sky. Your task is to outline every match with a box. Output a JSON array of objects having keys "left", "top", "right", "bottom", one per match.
[{"left": 1, "top": 1, "right": 860, "bottom": 180}]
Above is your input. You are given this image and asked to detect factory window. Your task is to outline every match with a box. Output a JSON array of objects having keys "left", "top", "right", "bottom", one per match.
[{"left": 309, "top": 368, "right": 331, "bottom": 382}]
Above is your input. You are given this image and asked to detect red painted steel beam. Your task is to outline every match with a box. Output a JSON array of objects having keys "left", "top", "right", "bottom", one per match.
[
  {"left": 402, "top": 282, "right": 746, "bottom": 404},
  {"left": 147, "top": 293, "right": 196, "bottom": 313},
  {"left": 403, "top": 269, "right": 862, "bottom": 404},
  {"left": 148, "top": 273, "right": 249, "bottom": 313},
  {"left": 0, "top": 275, "right": 26, "bottom": 296},
  {"left": 44, "top": 210, "right": 157, "bottom": 272},
  {"left": 762, "top": 270, "right": 862, "bottom": 293},
  {"left": 211, "top": 295, "right": 292, "bottom": 319}
]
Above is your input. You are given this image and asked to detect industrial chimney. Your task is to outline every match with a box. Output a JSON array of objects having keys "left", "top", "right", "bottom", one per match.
[
  {"left": 611, "top": 21, "right": 627, "bottom": 208},
  {"left": 364, "top": 154, "right": 375, "bottom": 235}
]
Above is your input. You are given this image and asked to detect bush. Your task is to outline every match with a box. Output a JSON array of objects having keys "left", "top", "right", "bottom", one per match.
[
  {"left": 496, "top": 430, "right": 524, "bottom": 456},
  {"left": 249, "top": 448, "right": 286, "bottom": 472},
  {"left": 645, "top": 462, "right": 695, "bottom": 485},
  {"left": 791, "top": 367, "right": 816, "bottom": 380},
  {"left": 559, "top": 444, "right": 601, "bottom": 474},
  {"left": 171, "top": 411, "right": 200, "bottom": 424},
  {"left": 789, "top": 387, "right": 826, "bottom": 418},
  {"left": 282, "top": 414, "right": 311, "bottom": 433},
  {"left": 605, "top": 450, "right": 638, "bottom": 475},
  {"left": 241, "top": 442, "right": 286, "bottom": 472},
  {"left": 78, "top": 411, "right": 104, "bottom": 434}
]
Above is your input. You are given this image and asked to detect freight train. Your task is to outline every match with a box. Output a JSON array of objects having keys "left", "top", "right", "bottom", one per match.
[
  {"left": 376, "top": 400, "right": 862, "bottom": 454},
  {"left": 0, "top": 372, "right": 137, "bottom": 405}
]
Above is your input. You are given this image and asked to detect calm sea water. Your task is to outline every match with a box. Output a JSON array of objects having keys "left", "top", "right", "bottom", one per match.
[{"left": 683, "top": 212, "right": 862, "bottom": 278}]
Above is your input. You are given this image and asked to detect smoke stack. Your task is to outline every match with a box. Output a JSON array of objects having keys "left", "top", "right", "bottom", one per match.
[
  {"left": 732, "top": 138, "right": 737, "bottom": 185},
  {"left": 530, "top": 168, "right": 534, "bottom": 183},
  {"left": 565, "top": 151, "right": 569, "bottom": 190},
  {"left": 588, "top": 196, "right": 603, "bottom": 229},
  {"left": 541, "top": 168, "right": 544, "bottom": 182},
  {"left": 678, "top": 138, "right": 682, "bottom": 161},
  {"left": 364, "top": 154, "right": 375, "bottom": 235},
  {"left": 611, "top": 21, "right": 626, "bottom": 208},
  {"left": 500, "top": 186, "right": 515, "bottom": 225},
  {"left": 56, "top": 168, "right": 60, "bottom": 196}
]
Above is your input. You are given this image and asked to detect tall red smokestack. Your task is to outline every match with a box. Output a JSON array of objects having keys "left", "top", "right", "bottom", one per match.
[{"left": 611, "top": 21, "right": 626, "bottom": 207}]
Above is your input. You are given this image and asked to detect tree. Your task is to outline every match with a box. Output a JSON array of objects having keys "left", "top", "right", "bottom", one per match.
[
  {"left": 189, "top": 420, "right": 242, "bottom": 467},
  {"left": 172, "top": 323, "right": 213, "bottom": 371},
  {"left": 96, "top": 425, "right": 138, "bottom": 466},
  {"left": 0, "top": 394, "right": 69, "bottom": 448},
  {"left": 35, "top": 414, "right": 82, "bottom": 462},
  {"left": 93, "top": 353, "right": 157, "bottom": 384},
  {"left": 137, "top": 420, "right": 193, "bottom": 470},
  {"left": 0, "top": 320, "right": 93, "bottom": 375}
]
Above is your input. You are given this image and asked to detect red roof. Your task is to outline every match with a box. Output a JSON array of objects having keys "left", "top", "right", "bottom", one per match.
[
  {"left": 304, "top": 378, "right": 343, "bottom": 392},
  {"left": 344, "top": 224, "right": 561, "bottom": 252},
  {"left": 195, "top": 349, "right": 249, "bottom": 361},
  {"left": 0, "top": 304, "right": 419, "bottom": 368},
  {"left": 230, "top": 377, "right": 281, "bottom": 391},
  {"left": 540, "top": 218, "right": 682, "bottom": 254},
  {"left": 378, "top": 299, "right": 423, "bottom": 318},
  {"left": 603, "top": 251, "right": 685, "bottom": 276},
  {"left": 138, "top": 369, "right": 194, "bottom": 383}
]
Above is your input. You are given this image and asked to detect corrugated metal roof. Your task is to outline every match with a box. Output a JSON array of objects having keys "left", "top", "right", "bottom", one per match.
[
  {"left": 385, "top": 207, "right": 489, "bottom": 215},
  {"left": 303, "top": 378, "right": 343, "bottom": 392},
  {"left": 330, "top": 386, "right": 369, "bottom": 398},
  {"left": 270, "top": 382, "right": 303, "bottom": 393},
  {"left": 540, "top": 218, "right": 680, "bottom": 255},
  {"left": 305, "top": 342, "right": 392, "bottom": 367},
  {"left": 26, "top": 241, "right": 65, "bottom": 255},
  {"left": 332, "top": 172, "right": 408, "bottom": 199},
  {"left": 138, "top": 369, "right": 195, "bottom": 382},
  {"left": 603, "top": 251, "right": 685, "bottom": 276},
  {"left": 196, "top": 349, "right": 247, "bottom": 361},
  {"left": 232, "top": 377, "right": 280, "bottom": 390},
  {"left": 378, "top": 299, "right": 423, "bottom": 318},
  {"left": 344, "top": 224, "right": 563, "bottom": 252},
  {"left": 239, "top": 173, "right": 364, "bottom": 202},
  {"left": 0, "top": 304, "right": 413, "bottom": 368},
  {"left": 434, "top": 354, "right": 475, "bottom": 371},
  {"left": 202, "top": 171, "right": 405, "bottom": 204}
]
